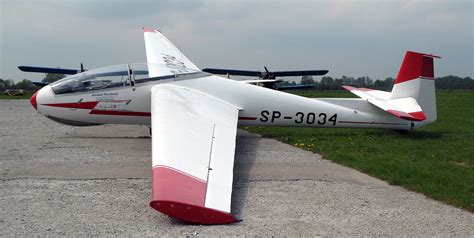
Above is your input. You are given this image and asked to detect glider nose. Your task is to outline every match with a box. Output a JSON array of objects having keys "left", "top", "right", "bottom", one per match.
[
  {"left": 30, "top": 91, "right": 38, "bottom": 110},
  {"left": 30, "top": 86, "right": 53, "bottom": 112}
]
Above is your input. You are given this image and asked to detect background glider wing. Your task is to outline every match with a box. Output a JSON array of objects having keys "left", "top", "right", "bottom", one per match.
[
  {"left": 202, "top": 68, "right": 328, "bottom": 78},
  {"left": 202, "top": 68, "right": 262, "bottom": 77},
  {"left": 272, "top": 70, "right": 328, "bottom": 77},
  {"left": 18, "top": 66, "right": 78, "bottom": 75},
  {"left": 150, "top": 84, "right": 240, "bottom": 224},
  {"left": 143, "top": 28, "right": 199, "bottom": 77}
]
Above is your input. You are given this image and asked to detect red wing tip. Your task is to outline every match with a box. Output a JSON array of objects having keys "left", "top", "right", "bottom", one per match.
[
  {"left": 143, "top": 27, "right": 161, "bottom": 33},
  {"left": 342, "top": 85, "right": 374, "bottom": 92},
  {"left": 342, "top": 85, "right": 355, "bottom": 91},
  {"left": 150, "top": 200, "right": 239, "bottom": 225},
  {"left": 387, "top": 109, "right": 426, "bottom": 121},
  {"left": 408, "top": 111, "right": 427, "bottom": 121}
]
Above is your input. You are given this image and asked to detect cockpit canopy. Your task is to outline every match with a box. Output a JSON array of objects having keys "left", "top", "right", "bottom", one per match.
[
  {"left": 51, "top": 62, "right": 204, "bottom": 95},
  {"left": 50, "top": 64, "right": 152, "bottom": 95}
]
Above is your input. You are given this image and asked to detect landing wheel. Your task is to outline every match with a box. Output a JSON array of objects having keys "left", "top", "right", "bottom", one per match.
[{"left": 393, "top": 129, "right": 409, "bottom": 134}]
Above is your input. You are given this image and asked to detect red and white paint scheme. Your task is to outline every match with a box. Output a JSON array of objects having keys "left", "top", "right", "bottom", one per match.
[{"left": 29, "top": 28, "right": 440, "bottom": 224}]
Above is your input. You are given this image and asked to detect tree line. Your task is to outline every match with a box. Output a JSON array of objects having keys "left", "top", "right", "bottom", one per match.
[
  {"left": 287, "top": 75, "right": 474, "bottom": 91},
  {"left": 0, "top": 73, "right": 66, "bottom": 92},
  {"left": 1, "top": 74, "right": 473, "bottom": 92}
]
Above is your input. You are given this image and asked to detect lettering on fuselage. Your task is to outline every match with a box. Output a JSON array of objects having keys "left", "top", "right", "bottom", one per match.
[
  {"left": 260, "top": 110, "right": 337, "bottom": 126},
  {"left": 92, "top": 92, "right": 119, "bottom": 101}
]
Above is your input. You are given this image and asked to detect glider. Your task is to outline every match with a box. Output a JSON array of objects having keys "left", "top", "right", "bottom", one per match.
[{"left": 24, "top": 28, "right": 439, "bottom": 224}]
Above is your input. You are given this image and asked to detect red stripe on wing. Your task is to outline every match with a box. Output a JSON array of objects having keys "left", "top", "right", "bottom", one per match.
[
  {"left": 342, "top": 85, "right": 373, "bottom": 92},
  {"left": 149, "top": 165, "right": 238, "bottom": 224},
  {"left": 151, "top": 165, "right": 206, "bottom": 207}
]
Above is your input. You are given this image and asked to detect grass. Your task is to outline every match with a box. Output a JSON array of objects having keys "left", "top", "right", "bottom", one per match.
[
  {"left": 0, "top": 91, "right": 34, "bottom": 99},
  {"left": 246, "top": 90, "right": 474, "bottom": 212}
]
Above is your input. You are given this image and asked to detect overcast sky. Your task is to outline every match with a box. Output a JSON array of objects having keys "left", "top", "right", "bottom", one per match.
[{"left": 1, "top": 0, "right": 473, "bottom": 82}]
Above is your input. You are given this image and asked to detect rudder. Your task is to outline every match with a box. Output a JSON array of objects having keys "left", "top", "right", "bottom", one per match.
[{"left": 390, "top": 51, "right": 440, "bottom": 127}]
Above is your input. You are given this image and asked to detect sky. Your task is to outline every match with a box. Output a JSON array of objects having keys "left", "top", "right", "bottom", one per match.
[{"left": 1, "top": 0, "right": 473, "bottom": 82}]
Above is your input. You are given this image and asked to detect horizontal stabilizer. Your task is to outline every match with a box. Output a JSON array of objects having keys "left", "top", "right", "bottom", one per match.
[
  {"left": 342, "top": 85, "right": 391, "bottom": 100},
  {"left": 343, "top": 85, "right": 426, "bottom": 121},
  {"left": 368, "top": 97, "right": 426, "bottom": 121}
]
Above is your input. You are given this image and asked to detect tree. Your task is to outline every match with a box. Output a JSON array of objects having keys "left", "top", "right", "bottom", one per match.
[
  {"left": 320, "top": 76, "right": 334, "bottom": 90},
  {"left": 301, "top": 75, "right": 315, "bottom": 85},
  {"left": 0, "top": 79, "right": 15, "bottom": 90},
  {"left": 16, "top": 79, "right": 34, "bottom": 91},
  {"left": 42, "top": 73, "right": 65, "bottom": 84},
  {"left": 0, "top": 79, "right": 5, "bottom": 91}
]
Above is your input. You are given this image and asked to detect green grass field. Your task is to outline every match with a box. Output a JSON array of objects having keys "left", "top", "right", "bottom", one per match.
[
  {"left": 246, "top": 91, "right": 474, "bottom": 212},
  {"left": 0, "top": 91, "right": 34, "bottom": 99}
]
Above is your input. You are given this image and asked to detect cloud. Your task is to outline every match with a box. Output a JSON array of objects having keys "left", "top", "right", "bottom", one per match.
[{"left": 1, "top": 0, "right": 472, "bottom": 82}]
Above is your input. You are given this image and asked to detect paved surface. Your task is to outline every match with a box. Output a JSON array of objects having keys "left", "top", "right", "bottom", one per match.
[{"left": 1, "top": 100, "right": 473, "bottom": 236}]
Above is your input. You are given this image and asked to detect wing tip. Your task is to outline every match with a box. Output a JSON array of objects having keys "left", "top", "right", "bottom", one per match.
[
  {"left": 342, "top": 85, "right": 355, "bottom": 91},
  {"left": 342, "top": 85, "right": 374, "bottom": 92},
  {"left": 143, "top": 27, "right": 161, "bottom": 33},
  {"left": 150, "top": 200, "right": 239, "bottom": 225}
]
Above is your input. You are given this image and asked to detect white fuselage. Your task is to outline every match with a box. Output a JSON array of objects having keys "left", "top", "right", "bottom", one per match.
[{"left": 33, "top": 72, "right": 411, "bottom": 130}]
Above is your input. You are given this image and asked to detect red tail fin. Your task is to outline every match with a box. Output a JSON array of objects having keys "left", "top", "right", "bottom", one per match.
[{"left": 395, "top": 51, "right": 440, "bottom": 84}]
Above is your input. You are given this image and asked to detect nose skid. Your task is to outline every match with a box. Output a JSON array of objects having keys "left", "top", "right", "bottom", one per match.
[{"left": 30, "top": 91, "right": 38, "bottom": 110}]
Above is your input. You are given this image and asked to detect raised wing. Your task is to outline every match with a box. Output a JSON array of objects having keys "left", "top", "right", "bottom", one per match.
[
  {"left": 343, "top": 85, "right": 426, "bottom": 121},
  {"left": 143, "top": 28, "right": 199, "bottom": 77},
  {"left": 150, "top": 84, "right": 240, "bottom": 224}
]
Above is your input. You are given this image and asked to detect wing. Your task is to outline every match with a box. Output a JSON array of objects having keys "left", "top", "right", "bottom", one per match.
[
  {"left": 202, "top": 68, "right": 262, "bottom": 77},
  {"left": 18, "top": 66, "right": 78, "bottom": 75},
  {"left": 239, "top": 79, "right": 278, "bottom": 84},
  {"left": 272, "top": 70, "right": 328, "bottom": 77},
  {"left": 143, "top": 28, "right": 199, "bottom": 77},
  {"left": 150, "top": 84, "right": 240, "bottom": 224}
]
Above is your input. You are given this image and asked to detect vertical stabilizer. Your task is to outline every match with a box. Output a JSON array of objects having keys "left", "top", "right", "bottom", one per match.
[{"left": 390, "top": 51, "right": 440, "bottom": 127}]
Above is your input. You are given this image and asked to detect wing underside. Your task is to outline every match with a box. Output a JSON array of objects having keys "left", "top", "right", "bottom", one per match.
[
  {"left": 150, "top": 84, "right": 240, "bottom": 224},
  {"left": 143, "top": 28, "right": 199, "bottom": 77}
]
